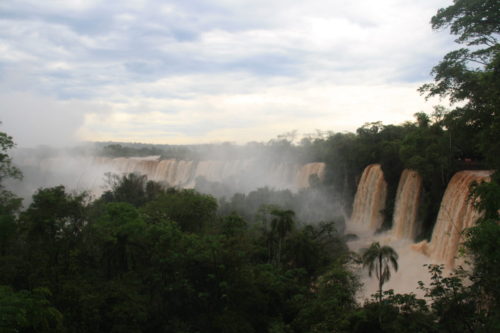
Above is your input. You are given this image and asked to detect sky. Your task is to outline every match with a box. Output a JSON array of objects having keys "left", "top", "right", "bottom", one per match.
[{"left": 0, "top": 0, "right": 456, "bottom": 147}]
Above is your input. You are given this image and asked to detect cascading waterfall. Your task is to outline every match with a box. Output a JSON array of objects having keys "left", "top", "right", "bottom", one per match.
[
  {"left": 94, "top": 156, "right": 325, "bottom": 191},
  {"left": 13, "top": 152, "right": 327, "bottom": 197},
  {"left": 336, "top": 166, "right": 494, "bottom": 298},
  {"left": 350, "top": 164, "right": 387, "bottom": 232},
  {"left": 391, "top": 169, "right": 422, "bottom": 240},
  {"left": 296, "top": 163, "right": 326, "bottom": 188},
  {"left": 413, "top": 170, "right": 492, "bottom": 267},
  {"left": 347, "top": 165, "right": 430, "bottom": 299}
]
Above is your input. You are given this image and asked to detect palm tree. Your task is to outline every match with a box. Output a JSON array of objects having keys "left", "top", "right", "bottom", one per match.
[{"left": 361, "top": 242, "right": 399, "bottom": 301}]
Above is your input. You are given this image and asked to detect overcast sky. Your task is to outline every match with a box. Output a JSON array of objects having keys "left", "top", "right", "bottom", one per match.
[{"left": 0, "top": 0, "right": 456, "bottom": 147}]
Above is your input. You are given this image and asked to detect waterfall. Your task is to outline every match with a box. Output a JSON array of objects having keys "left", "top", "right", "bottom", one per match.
[
  {"left": 391, "top": 169, "right": 422, "bottom": 240},
  {"left": 9, "top": 152, "right": 328, "bottom": 201},
  {"left": 413, "top": 170, "right": 492, "bottom": 267},
  {"left": 94, "top": 157, "right": 325, "bottom": 192},
  {"left": 296, "top": 162, "right": 326, "bottom": 188},
  {"left": 350, "top": 164, "right": 387, "bottom": 232}
]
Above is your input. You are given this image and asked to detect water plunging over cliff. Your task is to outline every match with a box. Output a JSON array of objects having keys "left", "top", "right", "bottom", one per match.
[
  {"left": 98, "top": 157, "right": 325, "bottom": 191},
  {"left": 350, "top": 164, "right": 387, "bottom": 232},
  {"left": 296, "top": 163, "right": 326, "bottom": 188},
  {"left": 413, "top": 170, "right": 492, "bottom": 267},
  {"left": 11, "top": 153, "right": 327, "bottom": 200},
  {"left": 391, "top": 169, "right": 422, "bottom": 240}
]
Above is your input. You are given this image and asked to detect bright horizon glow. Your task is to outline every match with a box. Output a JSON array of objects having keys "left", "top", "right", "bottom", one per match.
[{"left": 0, "top": 0, "right": 455, "bottom": 147}]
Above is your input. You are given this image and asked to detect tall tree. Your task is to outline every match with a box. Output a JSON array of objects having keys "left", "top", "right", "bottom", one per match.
[
  {"left": 419, "top": 0, "right": 500, "bottom": 168},
  {"left": 270, "top": 209, "right": 295, "bottom": 266},
  {"left": 361, "top": 242, "right": 399, "bottom": 301},
  {"left": 0, "top": 129, "right": 22, "bottom": 273},
  {"left": 0, "top": 129, "right": 22, "bottom": 185}
]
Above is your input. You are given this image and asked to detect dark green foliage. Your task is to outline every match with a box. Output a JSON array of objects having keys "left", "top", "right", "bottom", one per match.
[
  {"left": 142, "top": 188, "right": 217, "bottom": 233},
  {"left": 101, "top": 173, "right": 165, "bottom": 207},
  {"left": 420, "top": 0, "right": 500, "bottom": 171},
  {"left": 0, "top": 190, "right": 22, "bottom": 257},
  {"left": 0, "top": 129, "right": 22, "bottom": 184},
  {"left": 418, "top": 2, "right": 500, "bottom": 328},
  {"left": 16, "top": 186, "right": 88, "bottom": 290},
  {"left": 99, "top": 144, "right": 165, "bottom": 158},
  {"left": 293, "top": 263, "right": 359, "bottom": 332},
  {"left": 464, "top": 218, "right": 500, "bottom": 330},
  {"left": 346, "top": 290, "right": 435, "bottom": 333},
  {"left": 0, "top": 175, "right": 361, "bottom": 332},
  {"left": 303, "top": 118, "right": 454, "bottom": 234},
  {"left": 469, "top": 174, "right": 500, "bottom": 220},
  {"left": 0, "top": 128, "right": 23, "bottom": 259},
  {"left": 418, "top": 264, "right": 486, "bottom": 333},
  {"left": 0, "top": 286, "right": 63, "bottom": 332}
]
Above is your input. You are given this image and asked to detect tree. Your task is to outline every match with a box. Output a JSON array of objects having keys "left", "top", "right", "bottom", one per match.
[
  {"left": 141, "top": 188, "right": 217, "bottom": 233},
  {"left": 0, "top": 129, "right": 22, "bottom": 257},
  {"left": 270, "top": 209, "right": 295, "bottom": 266},
  {"left": 0, "top": 129, "right": 22, "bottom": 185},
  {"left": 418, "top": 264, "right": 480, "bottom": 333},
  {"left": 419, "top": 0, "right": 500, "bottom": 169},
  {"left": 0, "top": 286, "right": 64, "bottom": 332},
  {"left": 418, "top": 3, "right": 500, "bottom": 328},
  {"left": 464, "top": 173, "right": 500, "bottom": 330},
  {"left": 18, "top": 186, "right": 88, "bottom": 290},
  {"left": 361, "top": 242, "right": 399, "bottom": 301},
  {"left": 101, "top": 172, "right": 164, "bottom": 207}
]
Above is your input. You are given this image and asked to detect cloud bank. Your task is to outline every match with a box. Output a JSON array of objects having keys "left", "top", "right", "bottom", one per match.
[{"left": 0, "top": 0, "right": 455, "bottom": 146}]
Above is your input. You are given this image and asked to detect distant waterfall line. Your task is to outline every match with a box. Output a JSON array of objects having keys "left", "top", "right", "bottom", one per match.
[{"left": 95, "top": 156, "right": 326, "bottom": 190}]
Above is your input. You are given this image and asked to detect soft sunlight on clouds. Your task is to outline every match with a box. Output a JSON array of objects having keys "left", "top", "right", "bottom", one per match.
[
  {"left": 0, "top": 0, "right": 455, "bottom": 146},
  {"left": 79, "top": 79, "right": 441, "bottom": 144}
]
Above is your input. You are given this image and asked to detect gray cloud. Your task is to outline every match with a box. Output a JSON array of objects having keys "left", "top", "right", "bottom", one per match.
[
  {"left": 0, "top": 0, "right": 456, "bottom": 144},
  {"left": 0, "top": 90, "right": 108, "bottom": 147}
]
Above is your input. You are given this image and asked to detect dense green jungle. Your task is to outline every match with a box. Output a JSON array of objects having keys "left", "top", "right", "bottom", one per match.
[{"left": 1, "top": 1, "right": 499, "bottom": 332}]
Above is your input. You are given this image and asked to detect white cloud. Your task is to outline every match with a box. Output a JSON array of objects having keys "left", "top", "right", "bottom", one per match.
[
  {"left": 0, "top": 92, "right": 108, "bottom": 147},
  {"left": 0, "top": 0, "right": 457, "bottom": 144},
  {"left": 79, "top": 74, "right": 441, "bottom": 144}
]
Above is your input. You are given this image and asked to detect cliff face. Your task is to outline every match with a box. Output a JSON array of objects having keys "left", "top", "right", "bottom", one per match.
[
  {"left": 391, "top": 169, "right": 422, "bottom": 240},
  {"left": 350, "top": 164, "right": 387, "bottom": 232}
]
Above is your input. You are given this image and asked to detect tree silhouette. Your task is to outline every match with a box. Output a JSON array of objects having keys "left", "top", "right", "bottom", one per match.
[{"left": 362, "top": 242, "right": 399, "bottom": 301}]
